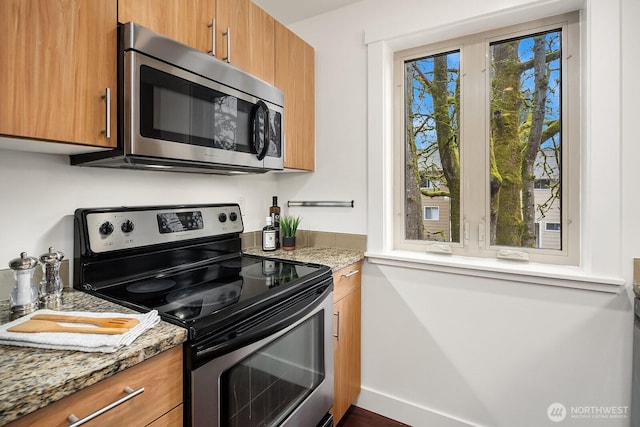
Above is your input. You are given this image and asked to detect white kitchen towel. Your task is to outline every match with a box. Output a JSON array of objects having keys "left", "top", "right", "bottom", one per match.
[{"left": 0, "top": 309, "right": 160, "bottom": 353}]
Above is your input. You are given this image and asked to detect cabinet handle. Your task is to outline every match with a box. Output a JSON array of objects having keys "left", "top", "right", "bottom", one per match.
[
  {"left": 222, "top": 27, "right": 231, "bottom": 63},
  {"left": 101, "top": 88, "right": 111, "bottom": 140},
  {"left": 341, "top": 269, "right": 359, "bottom": 279},
  {"left": 66, "top": 386, "right": 144, "bottom": 426},
  {"left": 333, "top": 311, "right": 340, "bottom": 341},
  {"left": 207, "top": 18, "right": 216, "bottom": 56}
]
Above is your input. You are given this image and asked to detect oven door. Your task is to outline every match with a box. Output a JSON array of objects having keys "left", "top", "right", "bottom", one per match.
[
  {"left": 189, "top": 286, "right": 334, "bottom": 427},
  {"left": 124, "top": 51, "right": 283, "bottom": 171}
]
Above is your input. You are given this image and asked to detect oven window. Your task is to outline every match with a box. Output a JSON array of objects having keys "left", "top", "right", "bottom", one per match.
[{"left": 220, "top": 311, "right": 325, "bottom": 426}]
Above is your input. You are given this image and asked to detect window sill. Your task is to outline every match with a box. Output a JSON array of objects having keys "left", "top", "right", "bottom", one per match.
[{"left": 364, "top": 250, "right": 625, "bottom": 293}]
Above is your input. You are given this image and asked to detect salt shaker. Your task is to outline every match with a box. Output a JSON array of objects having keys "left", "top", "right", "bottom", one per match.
[
  {"left": 9, "top": 252, "right": 39, "bottom": 315},
  {"left": 39, "top": 247, "right": 64, "bottom": 309}
]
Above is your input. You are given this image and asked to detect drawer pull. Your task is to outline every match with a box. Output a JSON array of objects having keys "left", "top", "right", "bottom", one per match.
[
  {"left": 67, "top": 386, "right": 145, "bottom": 426},
  {"left": 341, "top": 270, "right": 359, "bottom": 279}
]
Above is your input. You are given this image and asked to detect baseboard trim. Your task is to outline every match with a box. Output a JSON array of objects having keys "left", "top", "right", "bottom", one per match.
[{"left": 355, "top": 386, "right": 482, "bottom": 427}]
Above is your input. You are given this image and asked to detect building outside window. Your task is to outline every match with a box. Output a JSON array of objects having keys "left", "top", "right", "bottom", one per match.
[
  {"left": 546, "top": 222, "right": 561, "bottom": 232},
  {"left": 424, "top": 206, "right": 440, "bottom": 221}
]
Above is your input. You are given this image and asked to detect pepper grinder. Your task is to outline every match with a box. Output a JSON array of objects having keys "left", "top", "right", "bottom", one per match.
[
  {"left": 9, "top": 252, "right": 40, "bottom": 316},
  {"left": 39, "top": 247, "right": 64, "bottom": 309}
]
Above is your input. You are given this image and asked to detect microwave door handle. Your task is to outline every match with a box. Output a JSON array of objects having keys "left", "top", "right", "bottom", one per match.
[
  {"left": 262, "top": 106, "right": 270, "bottom": 159},
  {"left": 251, "top": 100, "right": 270, "bottom": 160}
]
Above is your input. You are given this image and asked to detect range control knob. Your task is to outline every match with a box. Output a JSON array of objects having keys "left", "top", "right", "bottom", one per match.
[
  {"left": 121, "top": 220, "right": 135, "bottom": 233},
  {"left": 218, "top": 213, "right": 228, "bottom": 223},
  {"left": 229, "top": 212, "right": 238, "bottom": 221},
  {"left": 99, "top": 221, "right": 114, "bottom": 236}
]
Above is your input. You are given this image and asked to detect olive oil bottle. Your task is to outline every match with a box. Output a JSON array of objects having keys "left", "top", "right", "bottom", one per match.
[{"left": 269, "top": 196, "right": 281, "bottom": 249}]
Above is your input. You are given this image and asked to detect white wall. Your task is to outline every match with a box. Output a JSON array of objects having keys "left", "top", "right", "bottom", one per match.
[
  {"left": 0, "top": 149, "right": 278, "bottom": 269},
  {"left": 274, "top": 7, "right": 369, "bottom": 234},
  {"left": 287, "top": 0, "right": 638, "bottom": 425}
]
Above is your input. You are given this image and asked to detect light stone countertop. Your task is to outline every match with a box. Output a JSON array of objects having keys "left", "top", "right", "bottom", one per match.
[
  {"left": 243, "top": 247, "right": 365, "bottom": 272},
  {"left": 0, "top": 291, "right": 187, "bottom": 426}
]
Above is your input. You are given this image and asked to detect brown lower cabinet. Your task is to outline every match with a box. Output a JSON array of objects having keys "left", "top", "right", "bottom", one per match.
[
  {"left": 7, "top": 346, "right": 183, "bottom": 427},
  {"left": 332, "top": 261, "right": 363, "bottom": 424}
]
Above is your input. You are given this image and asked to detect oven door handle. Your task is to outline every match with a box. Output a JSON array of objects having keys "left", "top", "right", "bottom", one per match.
[{"left": 191, "top": 281, "right": 332, "bottom": 367}]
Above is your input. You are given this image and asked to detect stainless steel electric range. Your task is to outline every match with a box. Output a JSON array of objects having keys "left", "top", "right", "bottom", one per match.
[{"left": 73, "top": 204, "right": 334, "bottom": 427}]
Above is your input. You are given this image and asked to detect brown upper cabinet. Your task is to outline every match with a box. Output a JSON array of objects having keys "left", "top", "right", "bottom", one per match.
[
  {"left": 0, "top": 0, "right": 117, "bottom": 148},
  {"left": 215, "top": 0, "right": 276, "bottom": 84},
  {"left": 247, "top": 3, "right": 275, "bottom": 85},
  {"left": 275, "top": 22, "right": 315, "bottom": 171},
  {"left": 119, "top": 0, "right": 275, "bottom": 85},
  {"left": 118, "top": 0, "right": 216, "bottom": 54},
  {"left": 0, "top": 0, "right": 312, "bottom": 167},
  {"left": 215, "top": 0, "right": 250, "bottom": 70}
]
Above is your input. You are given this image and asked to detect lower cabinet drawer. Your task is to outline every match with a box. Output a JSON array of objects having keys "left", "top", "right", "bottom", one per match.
[
  {"left": 8, "top": 346, "right": 183, "bottom": 427},
  {"left": 148, "top": 404, "right": 183, "bottom": 427},
  {"left": 333, "top": 261, "right": 363, "bottom": 302}
]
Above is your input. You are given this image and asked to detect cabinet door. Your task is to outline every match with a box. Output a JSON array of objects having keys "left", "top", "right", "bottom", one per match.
[
  {"left": 216, "top": 1, "right": 274, "bottom": 83},
  {"left": 216, "top": 0, "right": 250, "bottom": 69},
  {"left": 248, "top": 3, "right": 275, "bottom": 84},
  {"left": 333, "top": 285, "right": 362, "bottom": 423},
  {"left": 120, "top": 1, "right": 272, "bottom": 82},
  {"left": 275, "top": 22, "right": 315, "bottom": 171},
  {"left": 0, "top": 0, "right": 117, "bottom": 147},
  {"left": 118, "top": 0, "right": 216, "bottom": 54}
]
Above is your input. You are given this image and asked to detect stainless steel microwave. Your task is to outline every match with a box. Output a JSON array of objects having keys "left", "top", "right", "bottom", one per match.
[{"left": 71, "top": 22, "right": 284, "bottom": 174}]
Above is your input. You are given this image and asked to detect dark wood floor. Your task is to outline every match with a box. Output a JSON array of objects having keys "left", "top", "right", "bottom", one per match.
[{"left": 337, "top": 406, "right": 410, "bottom": 427}]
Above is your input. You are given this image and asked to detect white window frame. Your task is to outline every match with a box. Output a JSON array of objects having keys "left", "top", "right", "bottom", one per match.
[
  {"left": 392, "top": 13, "right": 580, "bottom": 266},
  {"left": 364, "top": 1, "right": 624, "bottom": 292},
  {"left": 424, "top": 206, "right": 439, "bottom": 221}
]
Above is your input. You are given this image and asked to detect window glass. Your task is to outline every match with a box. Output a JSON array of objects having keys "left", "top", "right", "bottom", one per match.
[
  {"left": 394, "top": 13, "right": 578, "bottom": 264},
  {"left": 489, "top": 30, "right": 562, "bottom": 250},
  {"left": 403, "top": 50, "right": 461, "bottom": 243}
]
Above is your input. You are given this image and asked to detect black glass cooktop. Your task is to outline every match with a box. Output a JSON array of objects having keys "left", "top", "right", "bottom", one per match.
[{"left": 91, "top": 254, "right": 330, "bottom": 339}]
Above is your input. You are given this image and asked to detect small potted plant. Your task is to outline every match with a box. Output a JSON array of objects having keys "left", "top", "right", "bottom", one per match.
[{"left": 280, "top": 215, "right": 301, "bottom": 251}]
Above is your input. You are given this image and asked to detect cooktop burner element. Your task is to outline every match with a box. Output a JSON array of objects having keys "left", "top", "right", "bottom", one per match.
[
  {"left": 163, "top": 280, "right": 242, "bottom": 320},
  {"left": 127, "top": 278, "right": 176, "bottom": 293}
]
